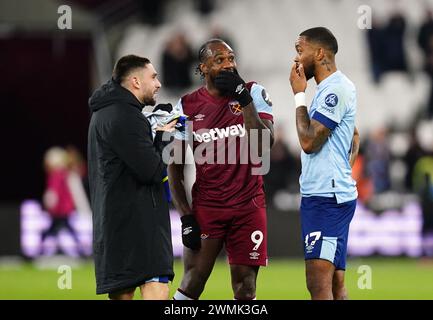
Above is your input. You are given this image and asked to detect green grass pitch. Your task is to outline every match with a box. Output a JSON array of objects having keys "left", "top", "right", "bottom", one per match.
[{"left": 0, "top": 258, "right": 432, "bottom": 300}]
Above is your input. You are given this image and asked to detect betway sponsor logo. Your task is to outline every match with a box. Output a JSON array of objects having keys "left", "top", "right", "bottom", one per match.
[
  {"left": 192, "top": 124, "right": 246, "bottom": 143},
  {"left": 161, "top": 120, "right": 272, "bottom": 175}
]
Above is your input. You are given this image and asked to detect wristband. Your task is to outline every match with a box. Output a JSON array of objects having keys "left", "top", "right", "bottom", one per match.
[{"left": 294, "top": 92, "right": 306, "bottom": 108}]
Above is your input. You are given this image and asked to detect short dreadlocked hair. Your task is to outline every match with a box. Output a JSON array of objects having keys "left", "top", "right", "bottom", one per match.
[{"left": 195, "top": 38, "right": 227, "bottom": 79}]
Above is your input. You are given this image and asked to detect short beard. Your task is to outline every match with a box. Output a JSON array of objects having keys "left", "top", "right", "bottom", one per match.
[
  {"left": 143, "top": 96, "right": 156, "bottom": 106},
  {"left": 304, "top": 63, "right": 315, "bottom": 81}
]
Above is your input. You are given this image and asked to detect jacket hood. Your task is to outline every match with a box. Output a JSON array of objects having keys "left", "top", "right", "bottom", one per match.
[{"left": 88, "top": 79, "right": 143, "bottom": 112}]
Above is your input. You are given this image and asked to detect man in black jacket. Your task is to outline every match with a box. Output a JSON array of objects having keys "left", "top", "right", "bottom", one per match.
[{"left": 88, "top": 55, "right": 175, "bottom": 300}]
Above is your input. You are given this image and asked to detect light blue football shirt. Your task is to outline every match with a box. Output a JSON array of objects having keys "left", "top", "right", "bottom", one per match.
[{"left": 300, "top": 70, "right": 358, "bottom": 204}]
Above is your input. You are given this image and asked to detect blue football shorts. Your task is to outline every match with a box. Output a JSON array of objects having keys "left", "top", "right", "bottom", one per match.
[
  {"left": 145, "top": 276, "right": 169, "bottom": 283},
  {"left": 300, "top": 196, "right": 356, "bottom": 270}
]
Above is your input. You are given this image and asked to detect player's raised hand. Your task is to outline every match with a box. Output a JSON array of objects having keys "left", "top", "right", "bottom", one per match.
[
  {"left": 289, "top": 63, "right": 307, "bottom": 94},
  {"left": 214, "top": 70, "right": 243, "bottom": 95},
  {"left": 214, "top": 70, "right": 252, "bottom": 107}
]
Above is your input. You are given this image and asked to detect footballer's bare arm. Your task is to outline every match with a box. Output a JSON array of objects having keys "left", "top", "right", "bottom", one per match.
[
  {"left": 290, "top": 62, "right": 331, "bottom": 154},
  {"left": 349, "top": 126, "right": 360, "bottom": 167},
  {"left": 168, "top": 140, "right": 192, "bottom": 217},
  {"left": 243, "top": 103, "right": 274, "bottom": 154},
  {"left": 296, "top": 106, "right": 331, "bottom": 154}
]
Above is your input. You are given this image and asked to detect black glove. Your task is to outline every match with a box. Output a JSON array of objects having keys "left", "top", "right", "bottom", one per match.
[
  {"left": 154, "top": 103, "right": 173, "bottom": 113},
  {"left": 180, "top": 214, "right": 201, "bottom": 250},
  {"left": 214, "top": 70, "right": 253, "bottom": 107}
]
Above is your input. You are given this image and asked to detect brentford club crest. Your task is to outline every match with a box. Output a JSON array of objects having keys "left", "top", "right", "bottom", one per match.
[{"left": 228, "top": 101, "right": 242, "bottom": 115}]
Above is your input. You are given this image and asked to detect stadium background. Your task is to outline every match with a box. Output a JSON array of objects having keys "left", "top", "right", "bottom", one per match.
[{"left": 0, "top": 0, "right": 433, "bottom": 299}]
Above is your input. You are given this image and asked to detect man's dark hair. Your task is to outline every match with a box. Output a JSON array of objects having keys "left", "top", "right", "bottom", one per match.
[
  {"left": 300, "top": 27, "right": 338, "bottom": 54},
  {"left": 112, "top": 55, "right": 150, "bottom": 84},
  {"left": 195, "top": 38, "right": 227, "bottom": 78}
]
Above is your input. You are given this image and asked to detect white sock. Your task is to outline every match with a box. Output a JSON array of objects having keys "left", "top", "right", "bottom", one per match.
[{"left": 173, "top": 289, "right": 194, "bottom": 300}]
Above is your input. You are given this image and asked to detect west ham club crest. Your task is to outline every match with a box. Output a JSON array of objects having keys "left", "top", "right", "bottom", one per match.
[{"left": 228, "top": 101, "right": 242, "bottom": 116}]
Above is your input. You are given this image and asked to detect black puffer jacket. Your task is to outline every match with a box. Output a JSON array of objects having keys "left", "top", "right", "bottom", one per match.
[{"left": 87, "top": 79, "right": 174, "bottom": 294}]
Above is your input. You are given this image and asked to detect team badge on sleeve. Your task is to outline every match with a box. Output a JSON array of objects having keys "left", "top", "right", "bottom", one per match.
[
  {"left": 325, "top": 93, "right": 338, "bottom": 108},
  {"left": 261, "top": 89, "right": 272, "bottom": 106}
]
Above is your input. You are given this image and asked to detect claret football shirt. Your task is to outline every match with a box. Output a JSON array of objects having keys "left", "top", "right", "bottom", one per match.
[{"left": 174, "top": 82, "right": 273, "bottom": 208}]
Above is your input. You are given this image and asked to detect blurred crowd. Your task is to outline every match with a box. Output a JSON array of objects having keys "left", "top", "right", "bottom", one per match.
[{"left": 366, "top": 9, "right": 433, "bottom": 118}]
